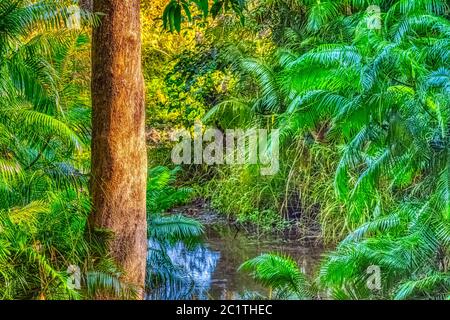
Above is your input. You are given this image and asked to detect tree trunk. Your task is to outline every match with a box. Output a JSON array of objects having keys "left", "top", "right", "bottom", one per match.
[{"left": 90, "top": 0, "right": 147, "bottom": 298}]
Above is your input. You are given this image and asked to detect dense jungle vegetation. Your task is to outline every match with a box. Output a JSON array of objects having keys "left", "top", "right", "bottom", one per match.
[{"left": 0, "top": 0, "right": 448, "bottom": 300}]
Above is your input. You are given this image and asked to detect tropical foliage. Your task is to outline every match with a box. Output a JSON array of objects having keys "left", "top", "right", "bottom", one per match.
[
  {"left": 146, "top": 166, "right": 204, "bottom": 297},
  {"left": 225, "top": 0, "right": 450, "bottom": 300},
  {"left": 239, "top": 253, "right": 315, "bottom": 299},
  {"left": 0, "top": 0, "right": 132, "bottom": 300},
  {"left": 0, "top": 0, "right": 448, "bottom": 301}
]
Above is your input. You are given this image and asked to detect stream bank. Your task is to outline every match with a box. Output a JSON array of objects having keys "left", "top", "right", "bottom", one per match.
[{"left": 146, "top": 200, "right": 324, "bottom": 300}]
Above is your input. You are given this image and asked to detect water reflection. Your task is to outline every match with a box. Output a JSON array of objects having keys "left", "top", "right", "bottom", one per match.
[
  {"left": 170, "top": 241, "right": 220, "bottom": 299},
  {"left": 146, "top": 225, "right": 322, "bottom": 300}
]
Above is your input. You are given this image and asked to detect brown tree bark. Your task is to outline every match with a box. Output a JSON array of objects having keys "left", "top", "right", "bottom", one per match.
[{"left": 90, "top": 0, "right": 147, "bottom": 297}]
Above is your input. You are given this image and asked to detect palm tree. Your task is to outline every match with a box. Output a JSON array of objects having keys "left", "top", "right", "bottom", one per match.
[
  {"left": 224, "top": 0, "right": 449, "bottom": 299},
  {"left": 0, "top": 0, "right": 96, "bottom": 208},
  {"left": 0, "top": 0, "right": 128, "bottom": 300},
  {"left": 146, "top": 166, "right": 205, "bottom": 298},
  {"left": 239, "top": 253, "right": 316, "bottom": 299}
]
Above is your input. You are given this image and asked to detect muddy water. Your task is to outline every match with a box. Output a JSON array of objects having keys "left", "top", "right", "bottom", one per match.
[{"left": 146, "top": 216, "right": 323, "bottom": 300}]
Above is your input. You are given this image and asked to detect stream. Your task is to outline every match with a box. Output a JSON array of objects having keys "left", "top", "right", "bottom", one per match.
[{"left": 146, "top": 207, "right": 323, "bottom": 300}]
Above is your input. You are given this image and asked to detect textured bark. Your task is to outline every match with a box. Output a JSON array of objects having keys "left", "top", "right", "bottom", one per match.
[{"left": 90, "top": 0, "right": 147, "bottom": 297}]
